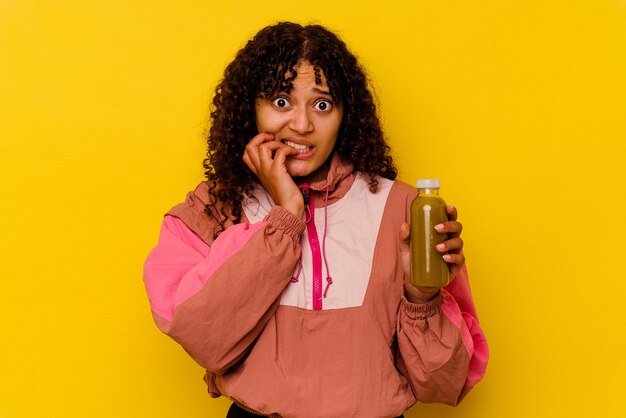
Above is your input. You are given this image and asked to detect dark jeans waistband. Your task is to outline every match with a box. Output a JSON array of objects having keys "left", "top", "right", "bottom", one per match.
[{"left": 227, "top": 402, "right": 404, "bottom": 418}]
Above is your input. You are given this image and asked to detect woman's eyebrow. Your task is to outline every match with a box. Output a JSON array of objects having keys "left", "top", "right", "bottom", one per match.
[{"left": 312, "top": 87, "right": 332, "bottom": 96}]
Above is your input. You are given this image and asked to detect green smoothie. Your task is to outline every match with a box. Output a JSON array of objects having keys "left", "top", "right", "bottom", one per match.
[{"left": 410, "top": 179, "right": 450, "bottom": 288}]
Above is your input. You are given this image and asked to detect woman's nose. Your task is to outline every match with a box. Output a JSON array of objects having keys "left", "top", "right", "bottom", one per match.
[{"left": 288, "top": 106, "right": 314, "bottom": 134}]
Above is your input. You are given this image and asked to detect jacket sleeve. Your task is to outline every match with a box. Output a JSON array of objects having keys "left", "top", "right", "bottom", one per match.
[
  {"left": 143, "top": 206, "right": 305, "bottom": 374},
  {"left": 395, "top": 265, "right": 489, "bottom": 405}
]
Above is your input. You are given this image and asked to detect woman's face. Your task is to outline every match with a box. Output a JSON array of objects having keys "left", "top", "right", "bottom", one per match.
[{"left": 255, "top": 61, "right": 343, "bottom": 183}]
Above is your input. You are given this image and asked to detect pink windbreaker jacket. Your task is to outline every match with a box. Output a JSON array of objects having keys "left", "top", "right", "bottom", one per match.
[{"left": 143, "top": 154, "right": 488, "bottom": 418}]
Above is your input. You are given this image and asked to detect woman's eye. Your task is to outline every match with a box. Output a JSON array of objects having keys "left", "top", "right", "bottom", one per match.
[
  {"left": 272, "top": 97, "right": 290, "bottom": 108},
  {"left": 313, "top": 100, "right": 333, "bottom": 112}
]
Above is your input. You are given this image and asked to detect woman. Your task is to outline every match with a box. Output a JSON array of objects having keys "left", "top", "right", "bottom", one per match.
[{"left": 143, "top": 22, "right": 488, "bottom": 418}]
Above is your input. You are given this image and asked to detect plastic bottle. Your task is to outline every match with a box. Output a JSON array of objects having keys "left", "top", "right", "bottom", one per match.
[{"left": 410, "top": 179, "right": 450, "bottom": 287}]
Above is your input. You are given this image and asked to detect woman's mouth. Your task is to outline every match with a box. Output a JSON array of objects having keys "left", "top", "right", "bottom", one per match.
[
  {"left": 281, "top": 139, "right": 316, "bottom": 159},
  {"left": 284, "top": 140, "right": 311, "bottom": 154}
]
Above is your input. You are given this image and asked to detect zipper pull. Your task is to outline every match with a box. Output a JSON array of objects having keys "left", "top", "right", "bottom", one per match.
[
  {"left": 300, "top": 184, "right": 310, "bottom": 206},
  {"left": 300, "top": 185, "right": 312, "bottom": 223}
]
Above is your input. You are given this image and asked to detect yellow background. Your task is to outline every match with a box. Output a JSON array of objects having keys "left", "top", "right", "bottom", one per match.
[{"left": 1, "top": 1, "right": 625, "bottom": 417}]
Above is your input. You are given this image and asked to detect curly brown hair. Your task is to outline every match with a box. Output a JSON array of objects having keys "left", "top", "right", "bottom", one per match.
[{"left": 203, "top": 22, "right": 397, "bottom": 237}]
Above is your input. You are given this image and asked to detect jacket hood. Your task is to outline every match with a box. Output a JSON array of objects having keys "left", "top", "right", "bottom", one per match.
[{"left": 304, "top": 153, "right": 356, "bottom": 207}]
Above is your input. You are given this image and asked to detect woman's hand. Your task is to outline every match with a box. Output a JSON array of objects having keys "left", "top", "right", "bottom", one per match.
[
  {"left": 399, "top": 205, "right": 465, "bottom": 304},
  {"left": 242, "top": 133, "right": 304, "bottom": 219},
  {"left": 435, "top": 205, "right": 465, "bottom": 280}
]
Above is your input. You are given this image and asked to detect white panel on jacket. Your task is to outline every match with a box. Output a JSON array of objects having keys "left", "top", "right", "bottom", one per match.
[{"left": 242, "top": 174, "right": 393, "bottom": 310}]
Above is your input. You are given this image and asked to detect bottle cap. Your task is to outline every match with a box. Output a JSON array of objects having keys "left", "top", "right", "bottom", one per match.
[{"left": 416, "top": 179, "right": 440, "bottom": 189}]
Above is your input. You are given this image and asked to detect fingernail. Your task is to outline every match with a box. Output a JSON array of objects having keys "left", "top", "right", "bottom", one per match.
[
  {"left": 434, "top": 224, "right": 445, "bottom": 232},
  {"left": 436, "top": 243, "right": 445, "bottom": 251},
  {"left": 443, "top": 254, "right": 451, "bottom": 262},
  {"left": 447, "top": 205, "right": 454, "bottom": 211}
]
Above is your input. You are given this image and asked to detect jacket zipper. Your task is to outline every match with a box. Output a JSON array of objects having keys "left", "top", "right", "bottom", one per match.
[{"left": 302, "top": 187, "right": 323, "bottom": 310}]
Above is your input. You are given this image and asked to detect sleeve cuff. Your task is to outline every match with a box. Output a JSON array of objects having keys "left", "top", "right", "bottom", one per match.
[
  {"left": 401, "top": 291, "right": 443, "bottom": 319},
  {"left": 264, "top": 206, "right": 306, "bottom": 245}
]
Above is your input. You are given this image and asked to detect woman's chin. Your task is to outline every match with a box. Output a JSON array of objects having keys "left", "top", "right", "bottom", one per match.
[
  {"left": 285, "top": 162, "right": 313, "bottom": 179},
  {"left": 287, "top": 168, "right": 329, "bottom": 184},
  {"left": 285, "top": 157, "right": 331, "bottom": 183}
]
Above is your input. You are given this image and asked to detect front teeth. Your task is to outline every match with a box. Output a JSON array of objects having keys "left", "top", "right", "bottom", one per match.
[{"left": 285, "top": 140, "right": 311, "bottom": 153}]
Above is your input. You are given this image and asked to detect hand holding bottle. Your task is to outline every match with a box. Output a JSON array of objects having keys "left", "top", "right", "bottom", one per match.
[
  {"left": 433, "top": 205, "right": 465, "bottom": 280},
  {"left": 399, "top": 204, "right": 465, "bottom": 304}
]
